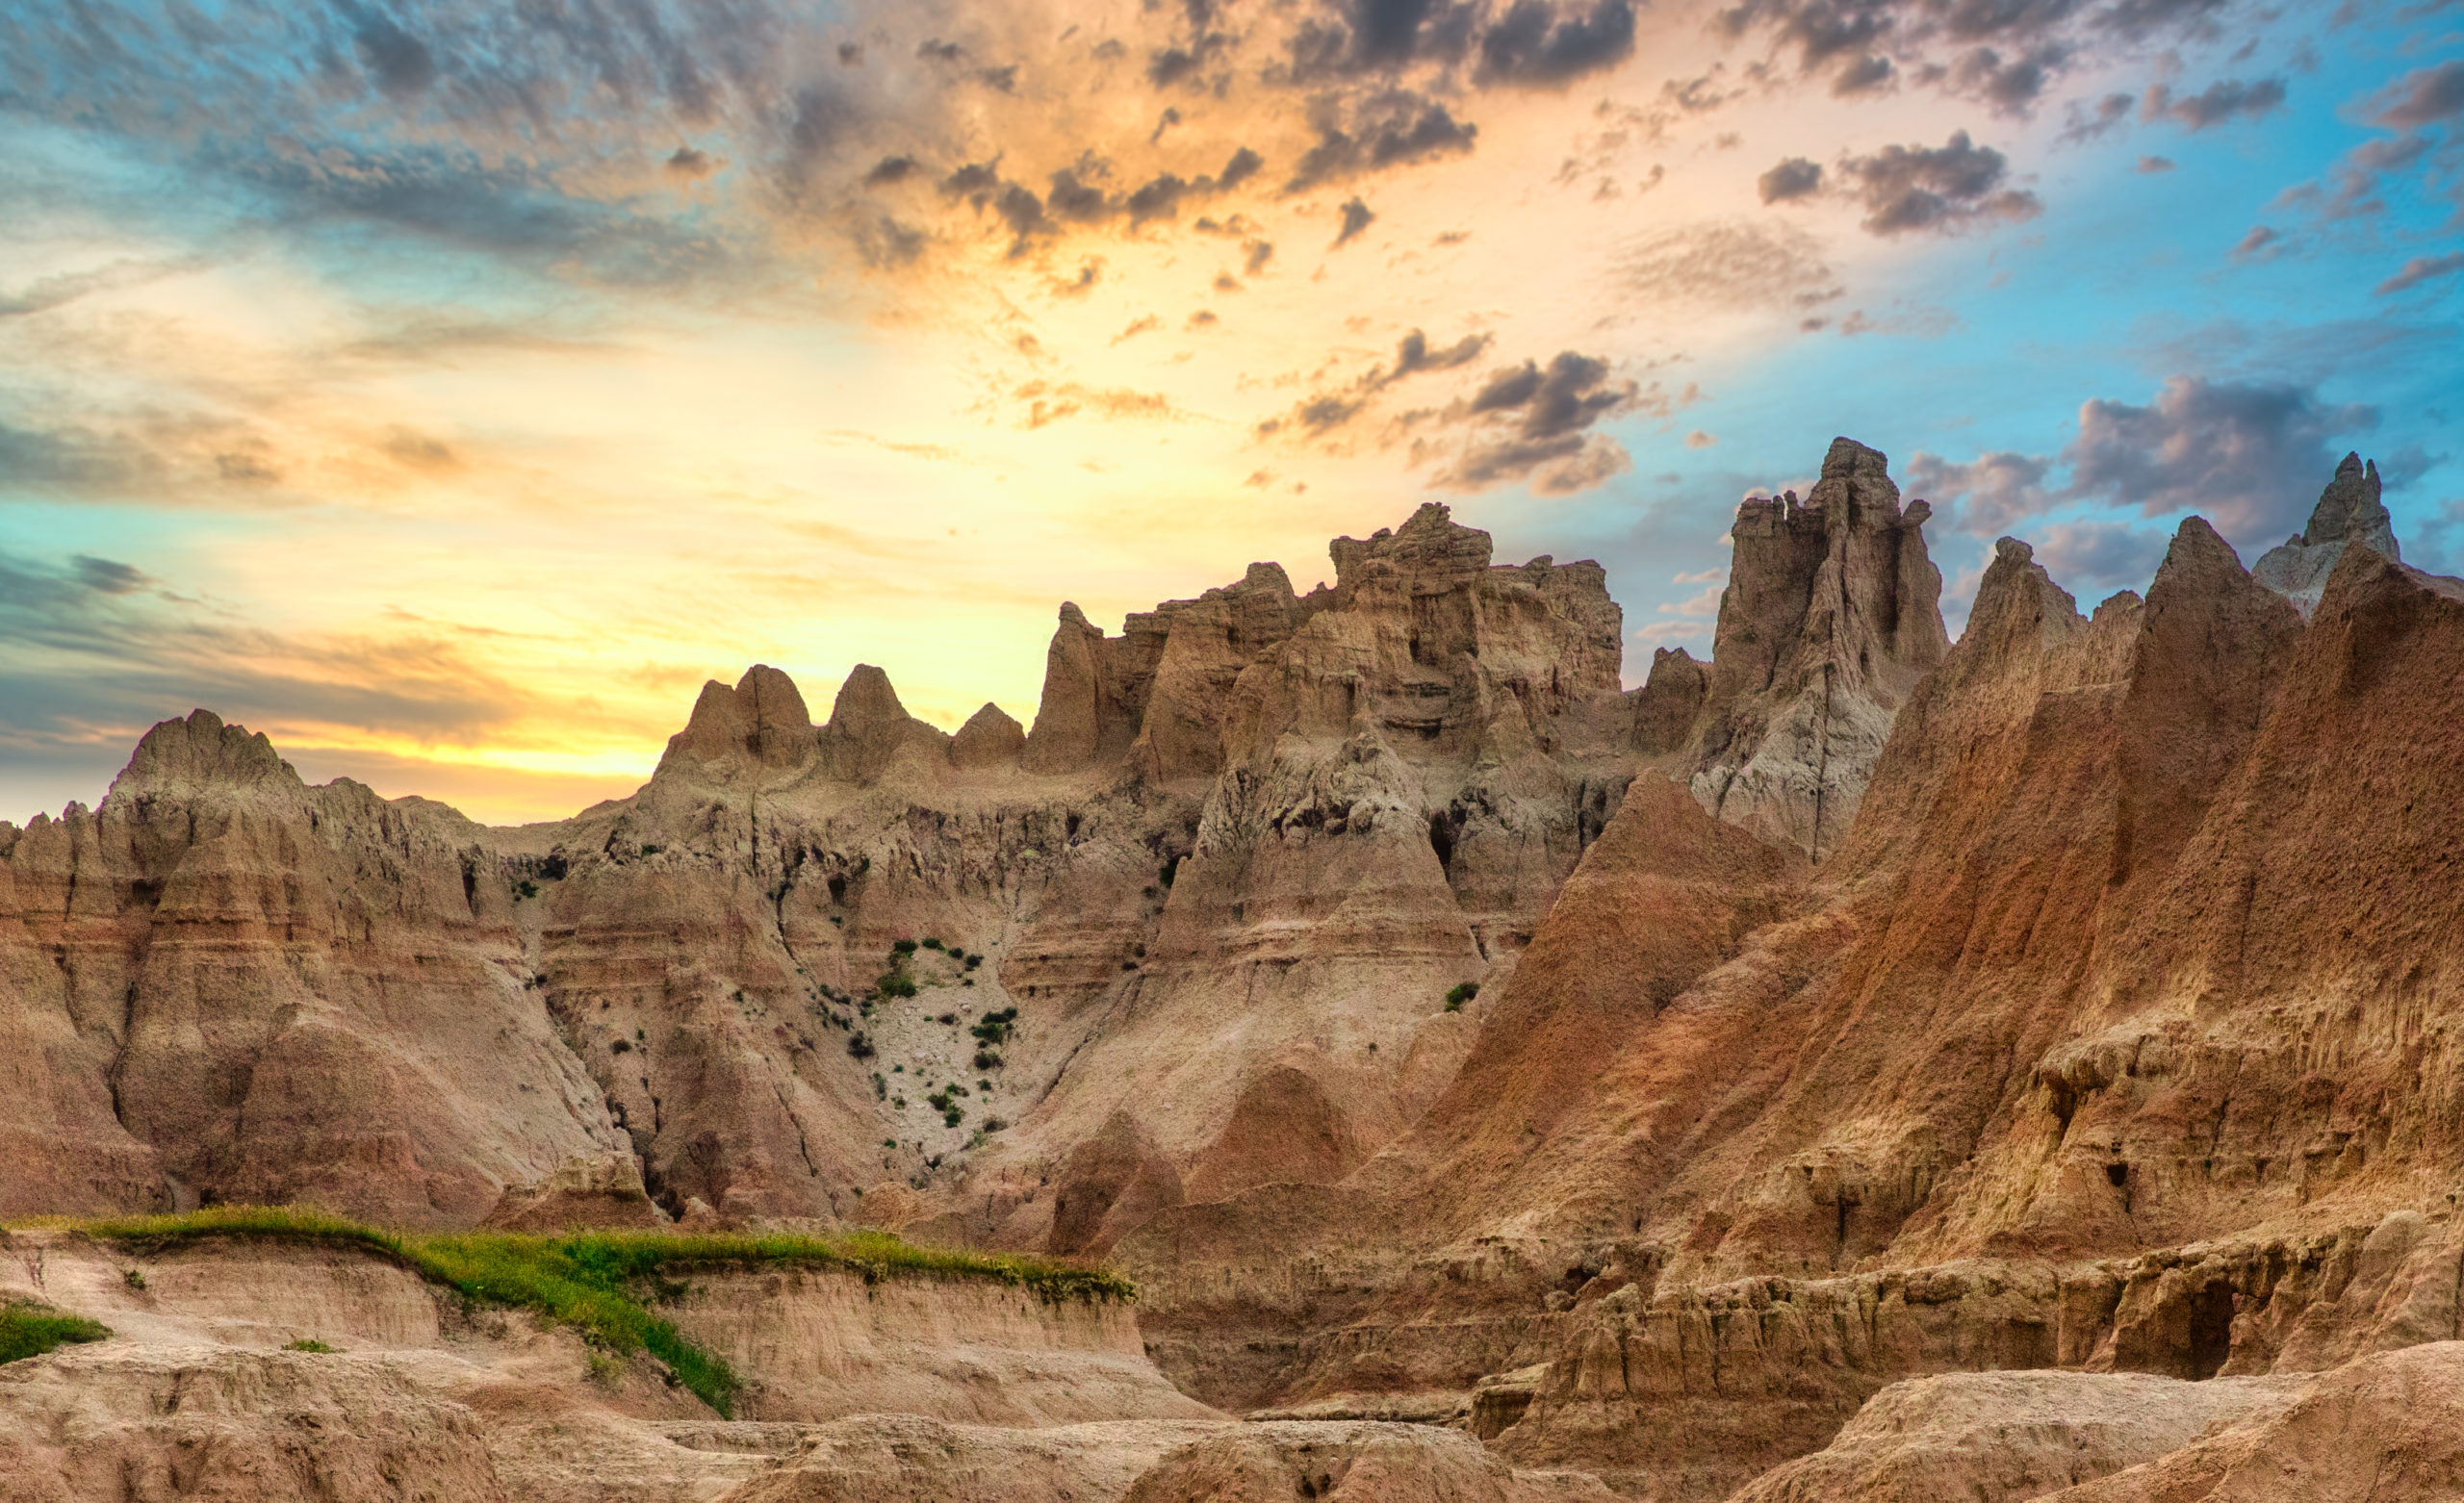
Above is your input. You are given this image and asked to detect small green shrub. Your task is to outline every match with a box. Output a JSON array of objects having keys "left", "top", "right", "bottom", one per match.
[
  {"left": 943, "top": 1107, "right": 964, "bottom": 1128},
  {"left": 963, "top": 955, "right": 982, "bottom": 971},
  {"left": 284, "top": 1337, "right": 337, "bottom": 1353},
  {"left": 877, "top": 972, "right": 918, "bottom": 1000},
  {"left": 921, "top": 937, "right": 943, "bottom": 951},
  {"left": 611, "top": 1039, "right": 631, "bottom": 1054},
  {"left": 871, "top": 1073, "right": 887, "bottom": 1100},
  {"left": 517, "top": 879, "right": 540, "bottom": 900},
  {"left": 121, "top": 1267, "right": 146, "bottom": 1290},
  {"left": 586, "top": 1349, "right": 624, "bottom": 1387},
  {"left": 890, "top": 939, "right": 917, "bottom": 955},
  {"left": 973, "top": 1050, "right": 1002, "bottom": 1071},
  {"left": 639, "top": 844, "right": 661, "bottom": 857},
  {"left": 846, "top": 1032, "right": 875, "bottom": 1060},
  {"left": 970, "top": 1007, "right": 1017, "bottom": 1046},
  {"left": 1444, "top": 981, "right": 1479, "bottom": 1011},
  {"left": 0, "top": 1302, "right": 110, "bottom": 1365},
  {"left": 882, "top": 1138, "right": 897, "bottom": 1149}
]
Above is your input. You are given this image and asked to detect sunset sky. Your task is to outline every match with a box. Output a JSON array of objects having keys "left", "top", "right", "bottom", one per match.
[{"left": 4, "top": 0, "right": 2459, "bottom": 824}]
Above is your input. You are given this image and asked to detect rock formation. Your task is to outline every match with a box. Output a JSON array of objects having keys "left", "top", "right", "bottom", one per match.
[
  {"left": 2251, "top": 451, "right": 2400, "bottom": 618},
  {"left": 13, "top": 445, "right": 2464, "bottom": 1503},
  {"left": 1105, "top": 454, "right": 2464, "bottom": 1498},
  {"left": 1681, "top": 437, "right": 1947, "bottom": 861}
]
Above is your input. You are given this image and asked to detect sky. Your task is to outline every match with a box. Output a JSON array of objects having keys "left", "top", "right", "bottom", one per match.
[{"left": 2, "top": 0, "right": 2458, "bottom": 826}]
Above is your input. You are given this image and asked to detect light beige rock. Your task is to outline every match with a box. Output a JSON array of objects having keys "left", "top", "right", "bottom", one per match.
[
  {"left": 1123, "top": 1420, "right": 1615, "bottom": 1503},
  {"left": 2039, "top": 1341, "right": 2464, "bottom": 1502},
  {"left": 2250, "top": 452, "right": 2400, "bottom": 619},
  {"left": 716, "top": 1414, "right": 1224, "bottom": 1503},
  {"left": 1726, "top": 1368, "right": 2305, "bottom": 1503}
]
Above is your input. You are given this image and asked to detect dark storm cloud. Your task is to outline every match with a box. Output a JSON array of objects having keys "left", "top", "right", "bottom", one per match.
[
  {"left": 1474, "top": 0, "right": 1639, "bottom": 89},
  {"left": 2024, "top": 521, "right": 2169, "bottom": 594},
  {"left": 2066, "top": 375, "right": 2376, "bottom": 540},
  {"left": 350, "top": 9, "right": 442, "bottom": 100},
  {"left": 1254, "top": 326, "right": 1498, "bottom": 439},
  {"left": 1940, "top": 44, "right": 2062, "bottom": 112},
  {"left": 2061, "top": 90, "right": 2134, "bottom": 140},
  {"left": 0, "top": 416, "right": 158, "bottom": 495},
  {"left": 1466, "top": 351, "right": 1635, "bottom": 438},
  {"left": 910, "top": 146, "right": 1269, "bottom": 245},
  {"left": 2371, "top": 60, "right": 2464, "bottom": 128},
  {"left": 1905, "top": 375, "right": 2381, "bottom": 567},
  {"left": 1758, "top": 157, "right": 1825, "bottom": 202},
  {"left": 1715, "top": 0, "right": 2234, "bottom": 110},
  {"left": 1837, "top": 131, "right": 2040, "bottom": 235},
  {"left": 71, "top": 556, "right": 150, "bottom": 595},
  {"left": 1903, "top": 448, "right": 2053, "bottom": 534},
  {"left": 1218, "top": 147, "right": 1266, "bottom": 191},
  {"left": 1379, "top": 328, "right": 1493, "bottom": 384},
  {"left": 2144, "top": 76, "right": 2287, "bottom": 130},
  {"left": 1288, "top": 93, "right": 1479, "bottom": 191},
  {"left": 1422, "top": 349, "right": 1645, "bottom": 494},
  {"left": 1284, "top": 0, "right": 1481, "bottom": 80},
  {"left": 0, "top": 549, "right": 528, "bottom": 771},
  {"left": 1832, "top": 52, "right": 1896, "bottom": 94}
]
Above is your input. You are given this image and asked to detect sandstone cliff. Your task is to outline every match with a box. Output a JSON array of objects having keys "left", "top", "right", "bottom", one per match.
[
  {"left": 1108, "top": 453, "right": 2464, "bottom": 1499},
  {"left": 20, "top": 444, "right": 2464, "bottom": 1503}
]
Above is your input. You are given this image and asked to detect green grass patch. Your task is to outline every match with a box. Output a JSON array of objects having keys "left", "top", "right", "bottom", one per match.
[
  {"left": 283, "top": 1337, "right": 337, "bottom": 1353},
  {"left": 13, "top": 1206, "right": 1132, "bottom": 1418},
  {"left": 1, "top": 1300, "right": 110, "bottom": 1364}
]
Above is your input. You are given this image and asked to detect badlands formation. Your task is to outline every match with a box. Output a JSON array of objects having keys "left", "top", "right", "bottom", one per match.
[{"left": 7, "top": 439, "right": 2464, "bottom": 1499}]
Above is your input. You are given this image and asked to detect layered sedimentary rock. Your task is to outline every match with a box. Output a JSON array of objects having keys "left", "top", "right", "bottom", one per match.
[
  {"left": 0, "top": 497, "right": 1714, "bottom": 1242},
  {"left": 0, "top": 710, "right": 631, "bottom": 1227},
  {"left": 1113, "top": 454, "right": 2464, "bottom": 1498},
  {"left": 19, "top": 443, "right": 2464, "bottom": 1502},
  {"left": 2040, "top": 1340, "right": 2464, "bottom": 1502}
]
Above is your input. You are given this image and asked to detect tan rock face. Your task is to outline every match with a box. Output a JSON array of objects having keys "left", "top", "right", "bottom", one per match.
[
  {"left": 1683, "top": 438, "right": 1947, "bottom": 862},
  {"left": 19, "top": 446, "right": 2464, "bottom": 1503},
  {"left": 1122, "top": 1420, "right": 1614, "bottom": 1503},
  {"left": 1729, "top": 1368, "right": 2306, "bottom": 1503},
  {"left": 0, "top": 710, "right": 629, "bottom": 1227},
  {"left": 1110, "top": 455, "right": 2464, "bottom": 1496},
  {"left": 2038, "top": 1341, "right": 2464, "bottom": 1503},
  {"left": 0, "top": 497, "right": 1675, "bottom": 1238}
]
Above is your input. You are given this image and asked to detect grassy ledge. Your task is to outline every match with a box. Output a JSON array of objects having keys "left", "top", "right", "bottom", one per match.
[
  {"left": 9, "top": 1206, "right": 1132, "bottom": 1417},
  {"left": 1, "top": 1300, "right": 111, "bottom": 1364}
]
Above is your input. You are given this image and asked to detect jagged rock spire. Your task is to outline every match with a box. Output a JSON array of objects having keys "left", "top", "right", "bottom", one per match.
[
  {"left": 1683, "top": 437, "right": 1947, "bottom": 862},
  {"left": 2253, "top": 453, "right": 2401, "bottom": 619}
]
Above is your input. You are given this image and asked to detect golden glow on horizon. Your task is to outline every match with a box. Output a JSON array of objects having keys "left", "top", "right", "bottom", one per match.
[{"left": 0, "top": 0, "right": 2165, "bottom": 824}]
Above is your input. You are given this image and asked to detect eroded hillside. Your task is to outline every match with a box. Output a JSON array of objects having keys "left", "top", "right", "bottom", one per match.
[{"left": 10, "top": 440, "right": 2464, "bottom": 1502}]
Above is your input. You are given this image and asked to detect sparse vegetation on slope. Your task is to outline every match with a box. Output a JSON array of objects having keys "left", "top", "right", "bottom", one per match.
[
  {"left": 0, "top": 1300, "right": 110, "bottom": 1364},
  {"left": 13, "top": 1205, "right": 1133, "bottom": 1415}
]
